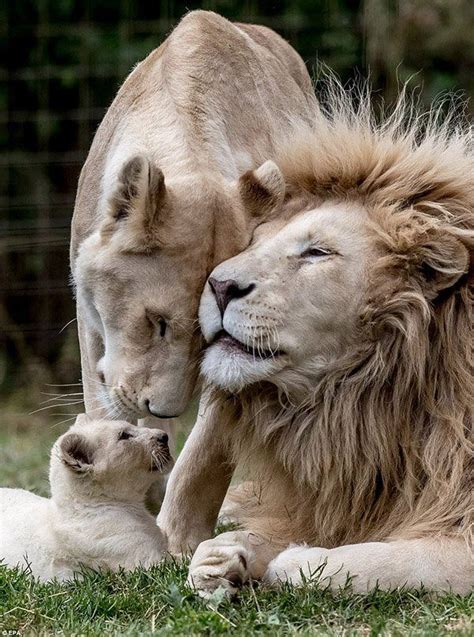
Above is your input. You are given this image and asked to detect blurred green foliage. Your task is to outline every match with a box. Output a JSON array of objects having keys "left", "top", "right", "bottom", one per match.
[{"left": 1, "top": 0, "right": 473, "bottom": 397}]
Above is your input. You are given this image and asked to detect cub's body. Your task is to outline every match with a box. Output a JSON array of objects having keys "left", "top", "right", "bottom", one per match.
[{"left": 0, "top": 418, "right": 170, "bottom": 581}]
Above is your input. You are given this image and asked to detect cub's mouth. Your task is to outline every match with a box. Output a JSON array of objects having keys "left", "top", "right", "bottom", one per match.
[
  {"left": 150, "top": 445, "right": 173, "bottom": 472},
  {"left": 211, "top": 330, "right": 284, "bottom": 360}
]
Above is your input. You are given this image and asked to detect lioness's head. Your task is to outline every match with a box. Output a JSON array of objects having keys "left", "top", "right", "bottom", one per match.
[
  {"left": 74, "top": 156, "right": 285, "bottom": 419},
  {"left": 50, "top": 416, "right": 173, "bottom": 502}
]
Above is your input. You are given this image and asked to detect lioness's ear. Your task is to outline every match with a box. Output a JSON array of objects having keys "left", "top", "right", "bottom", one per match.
[
  {"left": 239, "top": 160, "right": 285, "bottom": 218},
  {"left": 59, "top": 433, "right": 94, "bottom": 473},
  {"left": 103, "top": 155, "right": 166, "bottom": 237},
  {"left": 418, "top": 232, "right": 470, "bottom": 296}
]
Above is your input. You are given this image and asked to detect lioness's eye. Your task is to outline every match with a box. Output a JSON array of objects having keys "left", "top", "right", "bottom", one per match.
[
  {"left": 146, "top": 311, "right": 167, "bottom": 337},
  {"left": 118, "top": 431, "right": 133, "bottom": 441},
  {"left": 158, "top": 318, "right": 167, "bottom": 338},
  {"left": 302, "top": 247, "right": 332, "bottom": 258}
]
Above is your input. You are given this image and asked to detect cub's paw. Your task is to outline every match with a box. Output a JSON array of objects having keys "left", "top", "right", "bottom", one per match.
[{"left": 187, "top": 538, "right": 251, "bottom": 599}]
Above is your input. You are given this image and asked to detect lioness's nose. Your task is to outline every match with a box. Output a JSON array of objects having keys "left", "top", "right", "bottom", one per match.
[{"left": 208, "top": 277, "right": 255, "bottom": 316}]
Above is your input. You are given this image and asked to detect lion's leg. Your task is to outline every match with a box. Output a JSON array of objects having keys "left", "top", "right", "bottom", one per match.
[
  {"left": 187, "top": 530, "right": 282, "bottom": 598},
  {"left": 218, "top": 481, "right": 256, "bottom": 526},
  {"left": 265, "top": 537, "right": 473, "bottom": 594},
  {"left": 157, "top": 393, "right": 235, "bottom": 554}
]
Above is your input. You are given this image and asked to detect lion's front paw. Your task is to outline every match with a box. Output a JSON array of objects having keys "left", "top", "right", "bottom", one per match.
[
  {"left": 187, "top": 537, "right": 252, "bottom": 599},
  {"left": 264, "top": 546, "right": 330, "bottom": 587}
]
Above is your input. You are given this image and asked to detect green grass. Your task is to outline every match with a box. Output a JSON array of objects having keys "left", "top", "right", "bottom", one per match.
[
  {"left": 1, "top": 405, "right": 473, "bottom": 636},
  {"left": 2, "top": 563, "right": 473, "bottom": 636}
]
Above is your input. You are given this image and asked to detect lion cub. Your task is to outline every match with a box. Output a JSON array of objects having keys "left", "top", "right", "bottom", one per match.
[{"left": 0, "top": 416, "right": 172, "bottom": 581}]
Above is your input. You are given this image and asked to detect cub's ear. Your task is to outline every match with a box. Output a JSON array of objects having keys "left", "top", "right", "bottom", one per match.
[
  {"left": 59, "top": 433, "right": 94, "bottom": 473},
  {"left": 418, "top": 232, "right": 470, "bottom": 296},
  {"left": 101, "top": 155, "right": 166, "bottom": 243},
  {"left": 239, "top": 160, "right": 285, "bottom": 219}
]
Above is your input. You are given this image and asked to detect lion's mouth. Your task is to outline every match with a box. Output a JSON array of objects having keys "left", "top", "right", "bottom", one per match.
[{"left": 211, "top": 330, "right": 284, "bottom": 360}]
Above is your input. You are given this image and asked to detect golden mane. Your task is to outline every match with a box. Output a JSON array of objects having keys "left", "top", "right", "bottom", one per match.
[{"left": 212, "top": 83, "right": 473, "bottom": 551}]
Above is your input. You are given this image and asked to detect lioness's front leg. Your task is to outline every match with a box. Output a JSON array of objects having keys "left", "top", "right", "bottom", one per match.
[
  {"left": 157, "top": 392, "right": 235, "bottom": 554},
  {"left": 265, "top": 537, "right": 473, "bottom": 594},
  {"left": 187, "top": 530, "right": 282, "bottom": 598}
]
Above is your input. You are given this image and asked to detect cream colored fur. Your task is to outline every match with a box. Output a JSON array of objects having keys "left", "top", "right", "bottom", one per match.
[
  {"left": 70, "top": 10, "right": 317, "bottom": 427},
  {"left": 159, "top": 83, "right": 474, "bottom": 596},
  {"left": 0, "top": 417, "right": 171, "bottom": 581}
]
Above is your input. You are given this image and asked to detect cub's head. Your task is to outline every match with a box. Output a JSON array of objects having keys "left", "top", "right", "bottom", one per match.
[
  {"left": 50, "top": 416, "right": 173, "bottom": 502},
  {"left": 74, "top": 156, "right": 285, "bottom": 420}
]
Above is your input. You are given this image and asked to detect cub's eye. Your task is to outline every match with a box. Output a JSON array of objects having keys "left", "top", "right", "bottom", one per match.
[
  {"left": 118, "top": 430, "right": 133, "bottom": 441},
  {"left": 302, "top": 247, "right": 332, "bottom": 258},
  {"left": 146, "top": 311, "right": 167, "bottom": 337}
]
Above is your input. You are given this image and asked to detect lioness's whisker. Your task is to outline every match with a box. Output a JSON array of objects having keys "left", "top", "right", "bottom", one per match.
[
  {"left": 38, "top": 394, "right": 84, "bottom": 406},
  {"left": 83, "top": 373, "right": 113, "bottom": 388},
  {"left": 45, "top": 383, "right": 84, "bottom": 387},
  {"left": 58, "top": 317, "right": 77, "bottom": 334},
  {"left": 28, "top": 400, "right": 84, "bottom": 416},
  {"left": 50, "top": 415, "right": 82, "bottom": 428}
]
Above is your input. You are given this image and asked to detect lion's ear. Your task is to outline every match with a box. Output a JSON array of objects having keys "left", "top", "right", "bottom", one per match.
[
  {"left": 59, "top": 433, "right": 94, "bottom": 473},
  {"left": 101, "top": 155, "right": 166, "bottom": 243},
  {"left": 239, "top": 160, "right": 285, "bottom": 219},
  {"left": 418, "top": 232, "right": 470, "bottom": 296}
]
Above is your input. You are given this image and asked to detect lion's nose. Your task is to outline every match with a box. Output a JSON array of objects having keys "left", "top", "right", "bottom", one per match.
[{"left": 208, "top": 277, "right": 255, "bottom": 316}]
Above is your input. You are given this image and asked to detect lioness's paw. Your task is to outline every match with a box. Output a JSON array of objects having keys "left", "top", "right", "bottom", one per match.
[
  {"left": 187, "top": 538, "right": 251, "bottom": 599},
  {"left": 264, "top": 546, "right": 330, "bottom": 587}
]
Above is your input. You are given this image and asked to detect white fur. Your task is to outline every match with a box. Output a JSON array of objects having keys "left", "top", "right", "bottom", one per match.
[
  {"left": 265, "top": 540, "right": 474, "bottom": 594},
  {"left": 0, "top": 417, "right": 171, "bottom": 581},
  {"left": 199, "top": 203, "right": 373, "bottom": 392},
  {"left": 187, "top": 533, "right": 473, "bottom": 597}
]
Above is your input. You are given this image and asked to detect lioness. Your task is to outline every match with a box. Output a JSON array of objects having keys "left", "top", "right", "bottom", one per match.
[
  {"left": 159, "top": 86, "right": 473, "bottom": 595},
  {"left": 0, "top": 417, "right": 171, "bottom": 581},
  {"left": 71, "top": 10, "right": 317, "bottom": 424}
]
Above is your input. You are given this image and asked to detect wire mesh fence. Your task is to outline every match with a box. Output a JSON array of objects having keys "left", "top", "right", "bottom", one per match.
[{"left": 1, "top": 0, "right": 472, "bottom": 401}]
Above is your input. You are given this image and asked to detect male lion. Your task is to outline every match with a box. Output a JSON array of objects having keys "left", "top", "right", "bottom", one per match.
[
  {"left": 159, "top": 85, "right": 474, "bottom": 595},
  {"left": 70, "top": 10, "right": 316, "bottom": 423}
]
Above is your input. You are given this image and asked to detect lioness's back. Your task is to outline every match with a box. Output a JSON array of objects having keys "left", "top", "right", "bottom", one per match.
[{"left": 71, "top": 10, "right": 316, "bottom": 256}]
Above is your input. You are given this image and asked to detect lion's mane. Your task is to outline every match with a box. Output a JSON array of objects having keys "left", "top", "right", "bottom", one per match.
[{"left": 212, "top": 82, "right": 473, "bottom": 551}]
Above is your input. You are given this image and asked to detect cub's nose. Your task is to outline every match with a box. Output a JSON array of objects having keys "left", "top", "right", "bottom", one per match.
[
  {"left": 155, "top": 432, "right": 169, "bottom": 446},
  {"left": 208, "top": 277, "right": 255, "bottom": 316}
]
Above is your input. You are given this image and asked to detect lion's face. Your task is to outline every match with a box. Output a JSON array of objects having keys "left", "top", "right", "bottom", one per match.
[
  {"left": 74, "top": 156, "right": 286, "bottom": 419},
  {"left": 199, "top": 202, "right": 376, "bottom": 392}
]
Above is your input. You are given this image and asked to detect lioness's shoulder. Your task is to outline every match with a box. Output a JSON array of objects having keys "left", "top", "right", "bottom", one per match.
[{"left": 170, "top": 11, "right": 311, "bottom": 93}]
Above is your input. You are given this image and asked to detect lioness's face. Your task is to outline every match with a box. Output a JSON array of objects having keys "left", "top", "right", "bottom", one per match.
[
  {"left": 74, "top": 156, "right": 286, "bottom": 419},
  {"left": 76, "top": 236, "right": 205, "bottom": 420},
  {"left": 52, "top": 418, "right": 173, "bottom": 500},
  {"left": 200, "top": 202, "right": 376, "bottom": 392}
]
